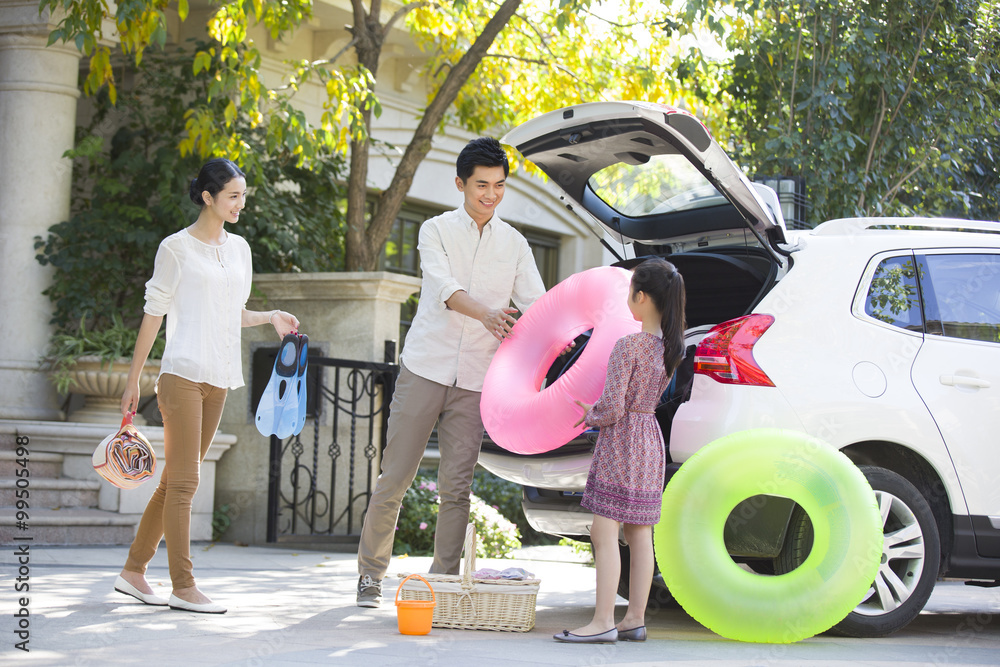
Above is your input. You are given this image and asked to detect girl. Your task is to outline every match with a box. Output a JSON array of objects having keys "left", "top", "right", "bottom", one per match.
[
  {"left": 554, "top": 257, "right": 686, "bottom": 643},
  {"left": 113, "top": 159, "right": 299, "bottom": 614}
]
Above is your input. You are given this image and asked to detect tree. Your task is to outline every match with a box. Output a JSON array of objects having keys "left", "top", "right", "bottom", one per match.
[
  {"left": 306, "top": 0, "right": 727, "bottom": 269},
  {"left": 41, "top": 0, "right": 724, "bottom": 271},
  {"left": 686, "top": 0, "right": 1000, "bottom": 224},
  {"left": 341, "top": 0, "right": 524, "bottom": 271},
  {"left": 42, "top": 0, "right": 375, "bottom": 167},
  {"left": 35, "top": 44, "right": 348, "bottom": 334}
]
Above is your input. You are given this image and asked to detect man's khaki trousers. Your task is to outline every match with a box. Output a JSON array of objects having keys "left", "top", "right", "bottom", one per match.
[{"left": 357, "top": 363, "right": 485, "bottom": 579}]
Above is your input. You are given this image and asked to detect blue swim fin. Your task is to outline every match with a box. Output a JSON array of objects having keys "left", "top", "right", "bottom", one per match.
[
  {"left": 273, "top": 334, "right": 306, "bottom": 439},
  {"left": 293, "top": 334, "right": 308, "bottom": 436},
  {"left": 255, "top": 333, "right": 299, "bottom": 438}
]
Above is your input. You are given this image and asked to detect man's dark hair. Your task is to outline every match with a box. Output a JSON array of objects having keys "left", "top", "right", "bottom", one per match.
[{"left": 456, "top": 137, "right": 509, "bottom": 182}]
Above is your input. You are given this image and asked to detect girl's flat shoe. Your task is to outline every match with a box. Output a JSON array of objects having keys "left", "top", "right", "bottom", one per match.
[
  {"left": 114, "top": 575, "right": 168, "bottom": 606},
  {"left": 617, "top": 625, "right": 647, "bottom": 641},
  {"left": 553, "top": 628, "right": 618, "bottom": 643}
]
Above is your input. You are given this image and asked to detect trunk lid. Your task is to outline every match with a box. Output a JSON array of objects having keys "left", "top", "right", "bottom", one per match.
[{"left": 503, "top": 101, "right": 787, "bottom": 259}]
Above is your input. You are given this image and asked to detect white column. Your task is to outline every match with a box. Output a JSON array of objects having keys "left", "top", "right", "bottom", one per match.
[{"left": 0, "top": 2, "right": 82, "bottom": 419}]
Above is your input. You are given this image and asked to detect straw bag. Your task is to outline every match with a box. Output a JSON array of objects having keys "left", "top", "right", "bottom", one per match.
[
  {"left": 397, "top": 524, "right": 540, "bottom": 632},
  {"left": 92, "top": 413, "right": 156, "bottom": 489}
]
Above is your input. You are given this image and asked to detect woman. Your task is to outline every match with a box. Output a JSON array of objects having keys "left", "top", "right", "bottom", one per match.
[{"left": 113, "top": 158, "right": 299, "bottom": 613}]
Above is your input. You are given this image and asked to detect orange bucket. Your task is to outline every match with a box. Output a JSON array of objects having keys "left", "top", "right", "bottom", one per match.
[{"left": 395, "top": 574, "right": 436, "bottom": 635}]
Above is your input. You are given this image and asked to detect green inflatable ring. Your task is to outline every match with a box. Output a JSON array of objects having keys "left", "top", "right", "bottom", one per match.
[{"left": 655, "top": 428, "right": 883, "bottom": 643}]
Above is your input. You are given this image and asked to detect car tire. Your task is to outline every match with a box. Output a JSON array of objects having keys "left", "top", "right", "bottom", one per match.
[
  {"left": 617, "top": 542, "right": 680, "bottom": 610},
  {"left": 775, "top": 465, "right": 940, "bottom": 638}
]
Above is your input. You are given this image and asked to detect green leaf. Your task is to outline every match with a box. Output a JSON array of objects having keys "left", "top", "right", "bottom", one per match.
[{"left": 193, "top": 50, "right": 211, "bottom": 75}]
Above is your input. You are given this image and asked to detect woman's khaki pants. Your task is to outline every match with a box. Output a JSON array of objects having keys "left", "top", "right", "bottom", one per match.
[{"left": 124, "top": 374, "right": 227, "bottom": 589}]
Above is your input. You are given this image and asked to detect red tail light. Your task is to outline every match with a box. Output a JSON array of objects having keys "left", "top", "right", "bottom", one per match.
[{"left": 693, "top": 314, "right": 775, "bottom": 386}]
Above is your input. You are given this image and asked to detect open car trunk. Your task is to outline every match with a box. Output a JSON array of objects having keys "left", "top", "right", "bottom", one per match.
[
  {"left": 479, "top": 245, "right": 779, "bottom": 466},
  {"left": 478, "top": 101, "right": 789, "bottom": 516}
]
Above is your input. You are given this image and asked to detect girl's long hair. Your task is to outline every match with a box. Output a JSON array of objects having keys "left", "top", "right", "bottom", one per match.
[{"left": 631, "top": 258, "right": 686, "bottom": 378}]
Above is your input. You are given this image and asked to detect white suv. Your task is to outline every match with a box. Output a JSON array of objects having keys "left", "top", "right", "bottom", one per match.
[{"left": 479, "top": 101, "right": 1000, "bottom": 637}]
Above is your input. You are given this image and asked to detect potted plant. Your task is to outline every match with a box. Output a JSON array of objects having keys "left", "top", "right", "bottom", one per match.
[{"left": 43, "top": 315, "right": 165, "bottom": 423}]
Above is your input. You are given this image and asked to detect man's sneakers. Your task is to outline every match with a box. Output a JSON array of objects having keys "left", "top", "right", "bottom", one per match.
[{"left": 356, "top": 574, "right": 382, "bottom": 608}]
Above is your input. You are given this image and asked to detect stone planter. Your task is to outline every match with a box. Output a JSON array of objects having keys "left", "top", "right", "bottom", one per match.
[{"left": 62, "top": 356, "right": 160, "bottom": 425}]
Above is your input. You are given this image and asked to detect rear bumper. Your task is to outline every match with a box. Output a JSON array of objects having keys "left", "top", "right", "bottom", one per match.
[
  {"left": 517, "top": 463, "right": 683, "bottom": 539},
  {"left": 521, "top": 487, "right": 592, "bottom": 537},
  {"left": 477, "top": 436, "right": 595, "bottom": 492}
]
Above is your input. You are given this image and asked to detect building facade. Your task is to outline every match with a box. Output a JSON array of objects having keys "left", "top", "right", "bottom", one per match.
[{"left": 0, "top": 0, "right": 609, "bottom": 543}]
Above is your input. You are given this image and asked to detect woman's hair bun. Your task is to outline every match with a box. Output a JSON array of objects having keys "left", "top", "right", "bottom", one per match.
[
  {"left": 189, "top": 178, "right": 202, "bottom": 206},
  {"left": 189, "top": 158, "right": 246, "bottom": 208}
]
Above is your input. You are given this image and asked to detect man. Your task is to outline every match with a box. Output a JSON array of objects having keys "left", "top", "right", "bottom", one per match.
[{"left": 356, "top": 137, "right": 545, "bottom": 607}]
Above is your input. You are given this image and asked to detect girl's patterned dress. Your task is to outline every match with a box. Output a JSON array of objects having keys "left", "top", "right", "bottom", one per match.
[{"left": 581, "top": 332, "right": 669, "bottom": 525}]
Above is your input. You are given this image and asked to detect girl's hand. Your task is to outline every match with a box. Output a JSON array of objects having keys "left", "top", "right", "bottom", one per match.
[
  {"left": 573, "top": 399, "right": 592, "bottom": 427},
  {"left": 271, "top": 310, "right": 300, "bottom": 337}
]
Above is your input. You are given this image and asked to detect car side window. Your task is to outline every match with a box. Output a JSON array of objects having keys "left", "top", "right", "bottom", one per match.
[
  {"left": 865, "top": 254, "right": 923, "bottom": 331},
  {"left": 917, "top": 253, "right": 1000, "bottom": 344}
]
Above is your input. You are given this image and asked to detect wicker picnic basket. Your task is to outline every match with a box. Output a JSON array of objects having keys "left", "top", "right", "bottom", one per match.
[{"left": 397, "top": 524, "right": 540, "bottom": 632}]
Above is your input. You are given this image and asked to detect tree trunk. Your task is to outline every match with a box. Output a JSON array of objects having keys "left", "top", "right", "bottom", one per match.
[
  {"left": 344, "top": 0, "right": 524, "bottom": 271},
  {"left": 344, "top": 1, "right": 385, "bottom": 271}
]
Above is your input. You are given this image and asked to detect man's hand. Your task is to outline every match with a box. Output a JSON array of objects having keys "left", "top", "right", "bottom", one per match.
[
  {"left": 444, "top": 290, "right": 519, "bottom": 341},
  {"left": 480, "top": 307, "right": 519, "bottom": 341}
]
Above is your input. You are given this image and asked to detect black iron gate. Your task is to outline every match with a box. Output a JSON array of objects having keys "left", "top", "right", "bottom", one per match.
[{"left": 257, "top": 345, "right": 398, "bottom": 547}]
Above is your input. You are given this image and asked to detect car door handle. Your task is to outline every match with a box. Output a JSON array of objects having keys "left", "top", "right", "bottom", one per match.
[{"left": 939, "top": 375, "right": 991, "bottom": 388}]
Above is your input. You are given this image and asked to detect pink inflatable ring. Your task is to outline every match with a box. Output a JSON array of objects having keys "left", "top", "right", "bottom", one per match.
[{"left": 481, "top": 266, "right": 641, "bottom": 455}]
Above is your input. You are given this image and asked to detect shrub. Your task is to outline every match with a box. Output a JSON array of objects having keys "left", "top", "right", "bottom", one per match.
[
  {"left": 472, "top": 469, "right": 559, "bottom": 546},
  {"left": 394, "top": 471, "right": 522, "bottom": 559},
  {"left": 393, "top": 475, "right": 440, "bottom": 557},
  {"left": 468, "top": 494, "right": 521, "bottom": 558}
]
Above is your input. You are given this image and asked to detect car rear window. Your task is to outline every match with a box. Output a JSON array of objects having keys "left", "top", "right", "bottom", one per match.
[{"left": 587, "top": 154, "right": 725, "bottom": 217}]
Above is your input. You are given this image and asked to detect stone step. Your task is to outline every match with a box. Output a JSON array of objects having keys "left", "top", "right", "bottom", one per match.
[
  {"left": 0, "top": 507, "right": 136, "bottom": 545},
  {"left": 0, "top": 450, "right": 63, "bottom": 477},
  {"left": 0, "top": 476, "right": 101, "bottom": 509}
]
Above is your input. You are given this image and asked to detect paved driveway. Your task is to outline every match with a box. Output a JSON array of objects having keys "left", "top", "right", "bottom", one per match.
[{"left": 2, "top": 543, "right": 998, "bottom": 666}]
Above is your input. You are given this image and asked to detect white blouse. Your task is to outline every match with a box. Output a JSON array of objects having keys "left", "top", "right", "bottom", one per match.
[{"left": 144, "top": 228, "right": 252, "bottom": 390}]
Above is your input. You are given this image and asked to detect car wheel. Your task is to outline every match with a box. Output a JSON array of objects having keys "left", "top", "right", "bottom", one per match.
[
  {"left": 617, "top": 542, "right": 680, "bottom": 610},
  {"left": 775, "top": 465, "right": 940, "bottom": 638}
]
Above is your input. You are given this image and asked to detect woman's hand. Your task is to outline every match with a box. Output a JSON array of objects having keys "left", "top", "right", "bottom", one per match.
[
  {"left": 573, "top": 399, "right": 592, "bottom": 427},
  {"left": 119, "top": 313, "right": 163, "bottom": 418},
  {"left": 121, "top": 380, "right": 140, "bottom": 418},
  {"left": 270, "top": 310, "right": 300, "bottom": 337}
]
